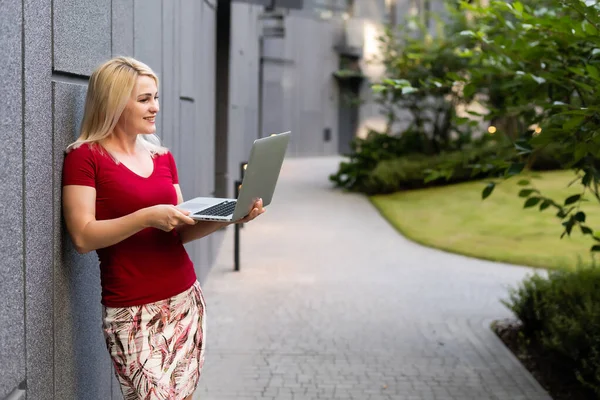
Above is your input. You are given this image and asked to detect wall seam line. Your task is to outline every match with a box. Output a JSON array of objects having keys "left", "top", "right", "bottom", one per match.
[{"left": 20, "top": 0, "right": 28, "bottom": 394}]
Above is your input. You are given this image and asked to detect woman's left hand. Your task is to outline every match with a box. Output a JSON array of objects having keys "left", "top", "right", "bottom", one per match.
[{"left": 238, "top": 198, "right": 265, "bottom": 224}]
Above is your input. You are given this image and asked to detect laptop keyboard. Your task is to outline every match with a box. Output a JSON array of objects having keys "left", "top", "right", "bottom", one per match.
[{"left": 194, "top": 201, "right": 237, "bottom": 217}]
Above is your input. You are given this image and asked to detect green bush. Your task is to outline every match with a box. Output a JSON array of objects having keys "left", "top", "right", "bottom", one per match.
[
  {"left": 504, "top": 267, "right": 600, "bottom": 395},
  {"left": 365, "top": 152, "right": 489, "bottom": 194},
  {"left": 330, "top": 129, "right": 566, "bottom": 195},
  {"left": 358, "top": 140, "right": 520, "bottom": 194},
  {"left": 330, "top": 129, "right": 431, "bottom": 191}
]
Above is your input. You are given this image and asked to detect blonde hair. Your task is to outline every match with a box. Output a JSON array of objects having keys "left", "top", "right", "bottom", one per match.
[{"left": 66, "top": 56, "right": 166, "bottom": 155}]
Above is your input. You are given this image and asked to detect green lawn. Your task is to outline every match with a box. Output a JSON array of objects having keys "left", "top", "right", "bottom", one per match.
[{"left": 370, "top": 170, "right": 600, "bottom": 270}]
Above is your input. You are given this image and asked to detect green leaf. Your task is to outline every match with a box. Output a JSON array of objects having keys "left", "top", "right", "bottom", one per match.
[
  {"left": 424, "top": 170, "right": 440, "bottom": 183},
  {"left": 401, "top": 86, "right": 419, "bottom": 95},
  {"left": 563, "top": 116, "right": 585, "bottom": 131},
  {"left": 582, "top": 226, "right": 593, "bottom": 235},
  {"left": 517, "top": 179, "right": 530, "bottom": 186},
  {"left": 587, "top": 64, "right": 600, "bottom": 81},
  {"left": 575, "top": 211, "right": 586, "bottom": 222},
  {"left": 513, "top": 1, "right": 523, "bottom": 13},
  {"left": 575, "top": 145, "right": 588, "bottom": 163},
  {"left": 515, "top": 142, "right": 533, "bottom": 154},
  {"left": 583, "top": 171, "right": 592, "bottom": 186},
  {"left": 591, "top": 245, "right": 600, "bottom": 252},
  {"left": 463, "top": 83, "right": 477, "bottom": 98},
  {"left": 524, "top": 197, "right": 541, "bottom": 208},
  {"left": 467, "top": 110, "right": 484, "bottom": 117},
  {"left": 557, "top": 209, "right": 568, "bottom": 219},
  {"left": 531, "top": 74, "right": 546, "bottom": 84},
  {"left": 539, "top": 200, "right": 552, "bottom": 211},
  {"left": 482, "top": 182, "right": 495, "bottom": 199},
  {"left": 506, "top": 162, "right": 525, "bottom": 176},
  {"left": 519, "top": 189, "right": 537, "bottom": 197},
  {"left": 563, "top": 220, "right": 574, "bottom": 236},
  {"left": 582, "top": 19, "right": 597, "bottom": 35},
  {"left": 565, "top": 194, "right": 582, "bottom": 205}
]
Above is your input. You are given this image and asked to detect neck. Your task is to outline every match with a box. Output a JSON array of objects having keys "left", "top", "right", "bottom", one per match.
[{"left": 104, "top": 130, "right": 139, "bottom": 155}]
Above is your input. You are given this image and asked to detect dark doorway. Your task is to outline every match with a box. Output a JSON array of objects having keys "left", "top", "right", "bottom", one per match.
[
  {"left": 214, "top": 0, "right": 231, "bottom": 198},
  {"left": 337, "top": 77, "right": 361, "bottom": 155}
]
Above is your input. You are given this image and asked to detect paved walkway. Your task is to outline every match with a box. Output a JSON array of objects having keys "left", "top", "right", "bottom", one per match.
[{"left": 195, "top": 157, "right": 551, "bottom": 400}]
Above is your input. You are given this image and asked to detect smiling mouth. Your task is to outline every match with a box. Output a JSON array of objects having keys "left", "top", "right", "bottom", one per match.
[{"left": 144, "top": 117, "right": 156, "bottom": 123}]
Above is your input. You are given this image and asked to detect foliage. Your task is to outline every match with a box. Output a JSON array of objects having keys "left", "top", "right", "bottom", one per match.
[
  {"left": 374, "top": 0, "right": 600, "bottom": 251},
  {"left": 329, "top": 129, "right": 430, "bottom": 191},
  {"left": 330, "top": 130, "right": 564, "bottom": 194},
  {"left": 370, "top": 14, "right": 477, "bottom": 152},
  {"left": 504, "top": 267, "right": 600, "bottom": 395}
]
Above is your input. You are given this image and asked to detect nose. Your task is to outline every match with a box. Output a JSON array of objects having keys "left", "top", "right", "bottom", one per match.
[{"left": 150, "top": 98, "right": 159, "bottom": 113}]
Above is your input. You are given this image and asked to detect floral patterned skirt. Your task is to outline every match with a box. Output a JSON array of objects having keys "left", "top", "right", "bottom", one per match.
[{"left": 102, "top": 281, "right": 206, "bottom": 400}]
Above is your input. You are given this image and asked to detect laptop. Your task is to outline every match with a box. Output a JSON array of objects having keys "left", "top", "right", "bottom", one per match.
[{"left": 178, "top": 131, "right": 291, "bottom": 222}]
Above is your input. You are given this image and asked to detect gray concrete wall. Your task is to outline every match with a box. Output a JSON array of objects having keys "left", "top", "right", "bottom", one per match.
[
  {"left": 261, "top": 0, "right": 394, "bottom": 156},
  {"left": 266, "top": 0, "right": 443, "bottom": 151},
  {"left": 227, "top": 2, "right": 264, "bottom": 197},
  {"left": 0, "top": 0, "right": 261, "bottom": 398},
  {"left": 260, "top": 13, "right": 341, "bottom": 157}
]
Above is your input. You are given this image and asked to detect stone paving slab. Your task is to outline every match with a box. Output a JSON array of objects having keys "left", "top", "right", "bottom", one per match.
[{"left": 195, "top": 157, "right": 551, "bottom": 400}]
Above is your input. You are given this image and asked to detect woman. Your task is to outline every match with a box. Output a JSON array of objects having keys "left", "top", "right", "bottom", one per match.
[{"left": 61, "top": 56, "right": 264, "bottom": 400}]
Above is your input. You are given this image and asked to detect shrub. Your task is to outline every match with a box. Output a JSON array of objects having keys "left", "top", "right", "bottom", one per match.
[
  {"left": 330, "top": 129, "right": 431, "bottom": 191},
  {"left": 360, "top": 140, "right": 526, "bottom": 194},
  {"left": 504, "top": 267, "right": 600, "bottom": 395}
]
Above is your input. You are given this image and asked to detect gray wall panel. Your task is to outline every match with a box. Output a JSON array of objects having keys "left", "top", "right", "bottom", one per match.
[
  {"left": 53, "top": 0, "right": 111, "bottom": 75},
  {"left": 178, "top": 99, "right": 197, "bottom": 201},
  {"left": 275, "top": 0, "right": 304, "bottom": 9},
  {"left": 170, "top": 0, "right": 183, "bottom": 162},
  {"left": 23, "top": 0, "right": 54, "bottom": 398},
  {"left": 0, "top": 1, "right": 25, "bottom": 398},
  {"left": 233, "top": 0, "right": 270, "bottom": 6},
  {"left": 52, "top": 81, "right": 112, "bottom": 400},
  {"left": 229, "top": 3, "right": 262, "bottom": 197},
  {"left": 161, "top": 0, "right": 177, "bottom": 148},
  {"left": 133, "top": 0, "right": 163, "bottom": 133},
  {"left": 180, "top": 98, "right": 197, "bottom": 263},
  {"left": 193, "top": 0, "right": 205, "bottom": 197},
  {"left": 200, "top": 2, "right": 216, "bottom": 195},
  {"left": 268, "top": 13, "right": 339, "bottom": 156},
  {"left": 180, "top": 0, "right": 196, "bottom": 99},
  {"left": 112, "top": 0, "right": 134, "bottom": 57}
]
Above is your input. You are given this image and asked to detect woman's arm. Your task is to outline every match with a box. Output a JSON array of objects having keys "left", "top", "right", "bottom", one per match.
[
  {"left": 63, "top": 185, "right": 195, "bottom": 254},
  {"left": 173, "top": 184, "right": 266, "bottom": 244}
]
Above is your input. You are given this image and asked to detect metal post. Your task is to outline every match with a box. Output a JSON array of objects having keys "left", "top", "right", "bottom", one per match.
[
  {"left": 233, "top": 161, "right": 247, "bottom": 271},
  {"left": 234, "top": 179, "right": 241, "bottom": 271},
  {"left": 258, "top": 34, "right": 264, "bottom": 139},
  {"left": 239, "top": 162, "right": 247, "bottom": 229}
]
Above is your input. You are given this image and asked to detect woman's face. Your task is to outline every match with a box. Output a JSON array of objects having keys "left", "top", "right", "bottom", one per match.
[{"left": 116, "top": 75, "right": 159, "bottom": 135}]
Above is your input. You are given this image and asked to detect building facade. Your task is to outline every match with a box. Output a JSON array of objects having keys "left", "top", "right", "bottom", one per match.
[
  {"left": 259, "top": 0, "right": 439, "bottom": 155},
  {"left": 0, "top": 0, "right": 433, "bottom": 399}
]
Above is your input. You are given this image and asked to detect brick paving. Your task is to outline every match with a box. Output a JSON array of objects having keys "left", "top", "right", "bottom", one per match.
[{"left": 194, "top": 157, "right": 551, "bottom": 400}]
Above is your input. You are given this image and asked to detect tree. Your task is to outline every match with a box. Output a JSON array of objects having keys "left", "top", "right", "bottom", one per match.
[{"left": 376, "top": 0, "right": 600, "bottom": 251}]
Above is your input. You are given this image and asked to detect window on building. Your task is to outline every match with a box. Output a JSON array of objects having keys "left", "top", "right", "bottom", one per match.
[{"left": 313, "top": 0, "right": 353, "bottom": 19}]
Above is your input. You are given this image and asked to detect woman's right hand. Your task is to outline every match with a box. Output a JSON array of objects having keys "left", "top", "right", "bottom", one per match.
[{"left": 145, "top": 205, "right": 197, "bottom": 232}]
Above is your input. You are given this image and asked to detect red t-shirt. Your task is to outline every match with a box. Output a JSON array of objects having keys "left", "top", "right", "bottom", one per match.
[{"left": 62, "top": 143, "right": 196, "bottom": 307}]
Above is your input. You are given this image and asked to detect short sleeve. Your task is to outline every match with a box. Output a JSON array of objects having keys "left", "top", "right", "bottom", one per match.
[
  {"left": 167, "top": 152, "right": 180, "bottom": 184},
  {"left": 62, "top": 144, "right": 97, "bottom": 188}
]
